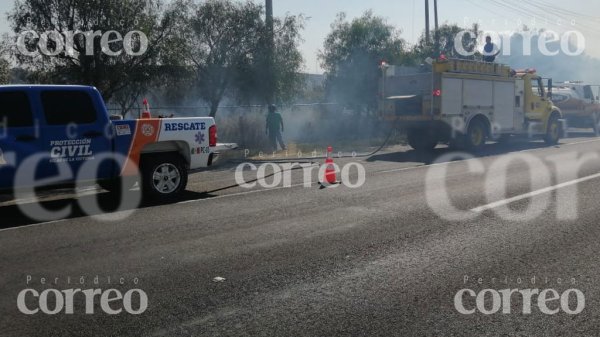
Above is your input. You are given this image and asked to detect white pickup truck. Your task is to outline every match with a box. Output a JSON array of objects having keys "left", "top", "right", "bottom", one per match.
[
  {"left": 0, "top": 85, "right": 227, "bottom": 200},
  {"left": 552, "top": 82, "right": 600, "bottom": 135}
]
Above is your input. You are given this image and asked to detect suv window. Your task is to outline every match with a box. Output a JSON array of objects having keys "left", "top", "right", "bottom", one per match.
[
  {"left": 42, "top": 90, "right": 97, "bottom": 125},
  {"left": 0, "top": 91, "right": 34, "bottom": 127}
]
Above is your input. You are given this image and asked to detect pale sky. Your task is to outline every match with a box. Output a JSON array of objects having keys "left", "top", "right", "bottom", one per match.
[{"left": 2, "top": 0, "right": 600, "bottom": 73}]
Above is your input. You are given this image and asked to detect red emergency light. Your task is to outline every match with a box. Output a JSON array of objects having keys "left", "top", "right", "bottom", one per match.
[
  {"left": 515, "top": 68, "right": 537, "bottom": 74},
  {"left": 209, "top": 124, "right": 217, "bottom": 147},
  {"left": 433, "top": 89, "right": 442, "bottom": 97}
]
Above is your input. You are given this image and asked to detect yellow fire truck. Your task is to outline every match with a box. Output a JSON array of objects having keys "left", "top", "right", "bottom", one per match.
[{"left": 378, "top": 58, "right": 563, "bottom": 151}]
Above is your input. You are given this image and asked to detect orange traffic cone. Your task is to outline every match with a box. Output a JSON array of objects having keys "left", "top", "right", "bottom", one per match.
[{"left": 324, "top": 146, "right": 337, "bottom": 184}]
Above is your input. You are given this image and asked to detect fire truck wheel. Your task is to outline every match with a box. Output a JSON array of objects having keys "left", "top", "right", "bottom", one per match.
[
  {"left": 407, "top": 130, "right": 437, "bottom": 152},
  {"left": 466, "top": 119, "right": 487, "bottom": 151},
  {"left": 141, "top": 153, "right": 188, "bottom": 201},
  {"left": 544, "top": 114, "right": 561, "bottom": 145}
]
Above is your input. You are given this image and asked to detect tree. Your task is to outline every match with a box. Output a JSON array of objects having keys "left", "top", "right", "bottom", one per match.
[
  {"left": 412, "top": 24, "right": 480, "bottom": 61},
  {"left": 191, "top": 0, "right": 263, "bottom": 117},
  {"left": 0, "top": 41, "right": 9, "bottom": 84},
  {"left": 319, "top": 11, "right": 409, "bottom": 114},
  {"left": 165, "top": 0, "right": 262, "bottom": 117},
  {"left": 7, "top": 0, "right": 176, "bottom": 101},
  {"left": 235, "top": 14, "right": 305, "bottom": 106},
  {"left": 269, "top": 16, "right": 305, "bottom": 104},
  {"left": 164, "top": 0, "right": 305, "bottom": 117},
  {"left": 0, "top": 37, "right": 10, "bottom": 84},
  {"left": 0, "top": 59, "right": 9, "bottom": 84}
]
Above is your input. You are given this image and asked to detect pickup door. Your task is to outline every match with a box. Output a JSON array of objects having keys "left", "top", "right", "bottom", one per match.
[
  {"left": 0, "top": 90, "right": 46, "bottom": 190},
  {"left": 0, "top": 87, "right": 115, "bottom": 190},
  {"left": 37, "top": 88, "right": 114, "bottom": 182}
]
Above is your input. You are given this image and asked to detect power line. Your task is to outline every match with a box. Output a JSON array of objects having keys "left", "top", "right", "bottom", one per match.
[
  {"left": 463, "top": 0, "right": 516, "bottom": 25},
  {"left": 487, "top": 0, "right": 600, "bottom": 37},
  {"left": 513, "top": 0, "right": 600, "bottom": 32},
  {"left": 526, "top": 0, "right": 599, "bottom": 20}
]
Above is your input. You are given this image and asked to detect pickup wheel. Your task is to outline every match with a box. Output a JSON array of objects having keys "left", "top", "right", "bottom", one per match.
[
  {"left": 141, "top": 154, "right": 188, "bottom": 201},
  {"left": 544, "top": 114, "right": 561, "bottom": 145}
]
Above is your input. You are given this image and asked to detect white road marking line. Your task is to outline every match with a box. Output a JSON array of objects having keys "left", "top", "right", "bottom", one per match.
[
  {"left": 176, "top": 182, "right": 312, "bottom": 205},
  {"left": 563, "top": 138, "right": 600, "bottom": 146},
  {"left": 471, "top": 171, "right": 600, "bottom": 213},
  {"left": 0, "top": 218, "right": 69, "bottom": 233},
  {"left": 378, "top": 165, "right": 427, "bottom": 174}
]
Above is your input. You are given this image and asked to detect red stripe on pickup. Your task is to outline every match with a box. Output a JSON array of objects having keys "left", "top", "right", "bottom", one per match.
[{"left": 121, "top": 119, "right": 162, "bottom": 176}]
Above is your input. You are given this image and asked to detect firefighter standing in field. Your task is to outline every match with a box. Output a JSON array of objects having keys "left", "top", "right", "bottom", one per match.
[{"left": 266, "top": 104, "right": 286, "bottom": 151}]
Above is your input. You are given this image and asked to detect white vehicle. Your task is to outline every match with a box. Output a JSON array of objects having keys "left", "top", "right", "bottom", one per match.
[{"left": 552, "top": 82, "right": 600, "bottom": 135}]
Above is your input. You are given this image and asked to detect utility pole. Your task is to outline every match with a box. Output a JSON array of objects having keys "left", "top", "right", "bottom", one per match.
[
  {"left": 425, "top": 0, "right": 430, "bottom": 44},
  {"left": 265, "top": 0, "right": 274, "bottom": 105},
  {"left": 433, "top": 0, "right": 439, "bottom": 31},
  {"left": 266, "top": 0, "right": 273, "bottom": 31},
  {"left": 434, "top": 0, "right": 439, "bottom": 55}
]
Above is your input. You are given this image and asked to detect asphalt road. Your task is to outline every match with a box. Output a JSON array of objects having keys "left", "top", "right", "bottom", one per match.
[{"left": 3, "top": 132, "right": 600, "bottom": 336}]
